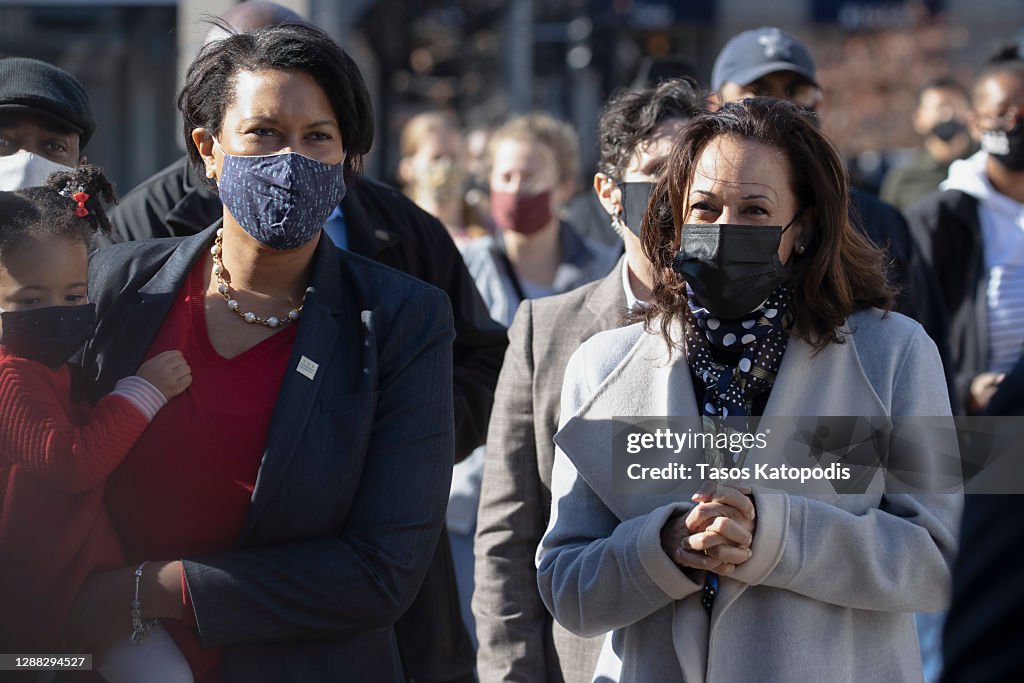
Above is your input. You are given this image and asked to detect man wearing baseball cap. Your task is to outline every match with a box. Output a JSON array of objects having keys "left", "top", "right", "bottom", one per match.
[
  {"left": 712, "top": 27, "right": 945, "bottom": 350},
  {"left": 0, "top": 56, "right": 95, "bottom": 190},
  {"left": 712, "top": 26, "right": 822, "bottom": 110}
]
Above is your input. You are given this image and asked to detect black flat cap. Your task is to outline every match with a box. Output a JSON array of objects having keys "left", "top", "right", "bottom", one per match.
[{"left": 0, "top": 57, "right": 96, "bottom": 148}]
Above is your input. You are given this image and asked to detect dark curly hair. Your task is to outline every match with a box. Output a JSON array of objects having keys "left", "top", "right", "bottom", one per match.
[
  {"left": 177, "top": 21, "right": 374, "bottom": 190},
  {"left": 0, "top": 164, "right": 116, "bottom": 260},
  {"left": 637, "top": 97, "right": 895, "bottom": 353},
  {"left": 597, "top": 77, "right": 704, "bottom": 180}
]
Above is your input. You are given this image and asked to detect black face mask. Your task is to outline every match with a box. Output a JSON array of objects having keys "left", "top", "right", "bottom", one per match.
[
  {"left": 618, "top": 182, "right": 656, "bottom": 237},
  {"left": 0, "top": 304, "right": 96, "bottom": 370},
  {"left": 931, "top": 119, "right": 966, "bottom": 143},
  {"left": 672, "top": 218, "right": 799, "bottom": 319},
  {"left": 981, "top": 119, "right": 1024, "bottom": 171}
]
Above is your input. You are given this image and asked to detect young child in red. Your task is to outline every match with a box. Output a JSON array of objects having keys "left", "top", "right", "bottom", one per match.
[{"left": 0, "top": 166, "right": 192, "bottom": 678}]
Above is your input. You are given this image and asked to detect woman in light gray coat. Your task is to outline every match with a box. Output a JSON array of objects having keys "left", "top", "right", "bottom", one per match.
[{"left": 537, "top": 98, "right": 962, "bottom": 682}]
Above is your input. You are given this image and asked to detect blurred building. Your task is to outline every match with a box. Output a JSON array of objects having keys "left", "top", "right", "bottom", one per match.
[
  {"left": 2, "top": 0, "right": 1023, "bottom": 193},
  {"left": 0, "top": 2, "right": 177, "bottom": 194},
  {"left": 352, "top": 0, "right": 1023, "bottom": 189}
]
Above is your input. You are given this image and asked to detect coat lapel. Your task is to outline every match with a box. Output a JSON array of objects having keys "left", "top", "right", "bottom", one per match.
[
  {"left": 579, "top": 256, "right": 631, "bottom": 340},
  {"left": 761, "top": 330, "right": 887, "bottom": 417},
  {"left": 94, "top": 226, "right": 216, "bottom": 389},
  {"left": 239, "top": 235, "right": 349, "bottom": 543},
  {"left": 553, "top": 326, "right": 702, "bottom": 521}
]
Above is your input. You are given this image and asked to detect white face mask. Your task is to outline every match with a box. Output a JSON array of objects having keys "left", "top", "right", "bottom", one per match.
[{"left": 0, "top": 149, "right": 74, "bottom": 191}]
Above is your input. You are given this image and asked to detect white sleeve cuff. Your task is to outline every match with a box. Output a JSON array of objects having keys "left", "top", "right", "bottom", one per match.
[{"left": 111, "top": 376, "right": 168, "bottom": 422}]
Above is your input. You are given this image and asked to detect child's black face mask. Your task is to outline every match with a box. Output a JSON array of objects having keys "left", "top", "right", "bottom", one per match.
[{"left": 0, "top": 303, "right": 96, "bottom": 370}]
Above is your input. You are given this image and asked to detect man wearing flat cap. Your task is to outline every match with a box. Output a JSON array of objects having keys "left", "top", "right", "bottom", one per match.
[{"left": 0, "top": 56, "right": 95, "bottom": 190}]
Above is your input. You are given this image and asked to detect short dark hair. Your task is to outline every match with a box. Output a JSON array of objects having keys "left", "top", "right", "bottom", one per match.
[
  {"left": 597, "top": 78, "right": 704, "bottom": 179},
  {"left": 177, "top": 22, "right": 374, "bottom": 188},
  {"left": 918, "top": 76, "right": 970, "bottom": 104},
  {"left": 637, "top": 97, "right": 894, "bottom": 352},
  {"left": 974, "top": 42, "right": 1024, "bottom": 104},
  {"left": 988, "top": 41, "right": 1024, "bottom": 65},
  {"left": 0, "top": 164, "right": 115, "bottom": 260}
]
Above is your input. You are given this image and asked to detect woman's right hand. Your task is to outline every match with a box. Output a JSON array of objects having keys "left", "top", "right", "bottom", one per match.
[
  {"left": 661, "top": 514, "right": 750, "bottom": 574},
  {"left": 137, "top": 350, "right": 193, "bottom": 400}
]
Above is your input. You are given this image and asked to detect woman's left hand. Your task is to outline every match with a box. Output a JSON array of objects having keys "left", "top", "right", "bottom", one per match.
[
  {"left": 662, "top": 515, "right": 736, "bottom": 573},
  {"left": 61, "top": 561, "right": 185, "bottom": 662}
]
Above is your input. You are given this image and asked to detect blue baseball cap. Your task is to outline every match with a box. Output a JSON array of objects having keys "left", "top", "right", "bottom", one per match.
[{"left": 711, "top": 27, "right": 818, "bottom": 92}]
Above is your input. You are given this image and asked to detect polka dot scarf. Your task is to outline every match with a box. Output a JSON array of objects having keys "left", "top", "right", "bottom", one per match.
[{"left": 684, "top": 285, "right": 790, "bottom": 418}]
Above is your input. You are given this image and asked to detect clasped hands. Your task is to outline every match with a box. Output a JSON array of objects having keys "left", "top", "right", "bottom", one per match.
[{"left": 660, "top": 482, "right": 756, "bottom": 575}]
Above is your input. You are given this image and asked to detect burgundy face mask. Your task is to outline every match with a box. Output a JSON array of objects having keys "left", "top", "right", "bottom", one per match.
[{"left": 490, "top": 189, "right": 553, "bottom": 235}]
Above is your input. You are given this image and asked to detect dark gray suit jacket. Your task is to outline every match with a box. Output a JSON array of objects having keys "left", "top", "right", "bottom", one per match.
[
  {"left": 80, "top": 225, "right": 455, "bottom": 682},
  {"left": 473, "top": 258, "right": 628, "bottom": 683}
]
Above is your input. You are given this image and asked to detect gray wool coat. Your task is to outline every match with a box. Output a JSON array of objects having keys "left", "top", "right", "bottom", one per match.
[{"left": 537, "top": 309, "right": 962, "bottom": 682}]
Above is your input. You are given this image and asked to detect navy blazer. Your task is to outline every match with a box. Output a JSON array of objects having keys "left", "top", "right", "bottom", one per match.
[{"left": 80, "top": 225, "right": 455, "bottom": 682}]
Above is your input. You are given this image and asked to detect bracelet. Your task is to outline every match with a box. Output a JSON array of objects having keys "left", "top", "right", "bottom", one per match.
[{"left": 130, "top": 561, "right": 159, "bottom": 645}]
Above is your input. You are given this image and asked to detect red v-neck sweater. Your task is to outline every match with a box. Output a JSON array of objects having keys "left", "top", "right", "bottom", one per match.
[{"left": 105, "top": 260, "right": 297, "bottom": 682}]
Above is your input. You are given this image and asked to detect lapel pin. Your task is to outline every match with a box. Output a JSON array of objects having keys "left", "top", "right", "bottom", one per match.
[{"left": 297, "top": 355, "right": 319, "bottom": 381}]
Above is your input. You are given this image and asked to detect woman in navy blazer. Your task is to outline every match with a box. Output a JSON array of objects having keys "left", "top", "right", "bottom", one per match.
[{"left": 64, "top": 24, "right": 455, "bottom": 682}]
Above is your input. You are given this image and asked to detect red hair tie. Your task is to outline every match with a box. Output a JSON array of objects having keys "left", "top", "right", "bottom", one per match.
[{"left": 72, "top": 191, "right": 89, "bottom": 218}]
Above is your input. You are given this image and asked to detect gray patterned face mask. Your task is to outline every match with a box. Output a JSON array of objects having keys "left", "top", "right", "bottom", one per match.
[{"left": 214, "top": 140, "right": 346, "bottom": 250}]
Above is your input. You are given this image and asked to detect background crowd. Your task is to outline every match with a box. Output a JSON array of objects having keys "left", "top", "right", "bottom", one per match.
[{"left": 1, "top": 1, "right": 1023, "bottom": 682}]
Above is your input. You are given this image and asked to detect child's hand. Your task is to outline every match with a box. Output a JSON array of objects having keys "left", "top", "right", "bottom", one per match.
[{"left": 137, "top": 350, "right": 192, "bottom": 400}]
